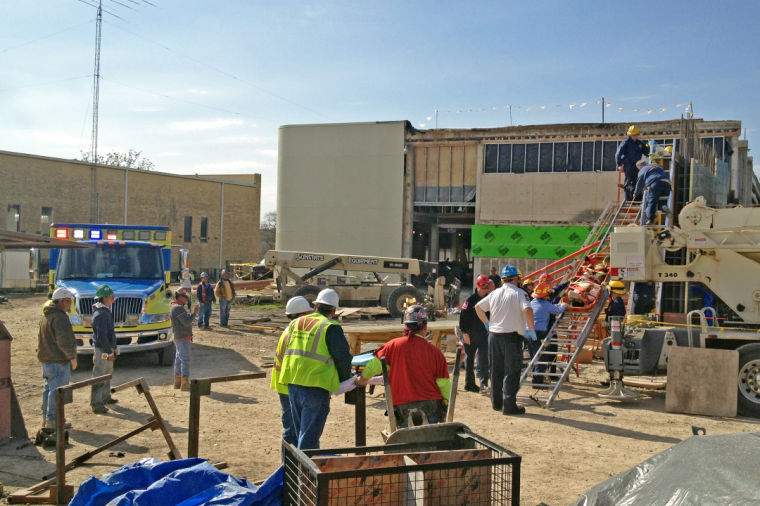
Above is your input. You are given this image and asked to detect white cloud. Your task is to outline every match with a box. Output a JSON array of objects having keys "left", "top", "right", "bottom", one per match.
[
  {"left": 132, "top": 106, "right": 166, "bottom": 113},
  {"left": 256, "top": 149, "right": 278, "bottom": 158},
  {"left": 188, "top": 89, "right": 210, "bottom": 95},
  {"left": 213, "top": 135, "right": 268, "bottom": 144},
  {"left": 191, "top": 160, "right": 266, "bottom": 171},
  {"left": 170, "top": 118, "right": 244, "bottom": 131}
]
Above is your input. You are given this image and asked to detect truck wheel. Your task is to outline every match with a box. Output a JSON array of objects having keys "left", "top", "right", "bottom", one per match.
[
  {"left": 293, "top": 285, "right": 321, "bottom": 304},
  {"left": 737, "top": 343, "right": 760, "bottom": 417},
  {"left": 386, "top": 285, "right": 422, "bottom": 318},
  {"left": 157, "top": 342, "right": 176, "bottom": 366}
]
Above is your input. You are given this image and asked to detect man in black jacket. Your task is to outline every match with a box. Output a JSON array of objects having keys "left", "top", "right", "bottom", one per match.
[
  {"left": 459, "top": 275, "right": 492, "bottom": 394},
  {"left": 90, "top": 284, "right": 118, "bottom": 414}
]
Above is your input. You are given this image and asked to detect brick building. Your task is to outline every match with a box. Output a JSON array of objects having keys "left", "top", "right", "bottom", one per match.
[{"left": 0, "top": 149, "right": 261, "bottom": 277}]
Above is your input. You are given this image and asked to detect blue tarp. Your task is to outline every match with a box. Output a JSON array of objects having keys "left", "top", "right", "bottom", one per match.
[{"left": 70, "top": 458, "right": 282, "bottom": 506}]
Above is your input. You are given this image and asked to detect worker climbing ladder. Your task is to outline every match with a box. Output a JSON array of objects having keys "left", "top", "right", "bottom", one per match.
[{"left": 517, "top": 200, "right": 643, "bottom": 408}]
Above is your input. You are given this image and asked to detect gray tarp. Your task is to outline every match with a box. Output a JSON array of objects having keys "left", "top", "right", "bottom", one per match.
[{"left": 572, "top": 432, "right": 760, "bottom": 506}]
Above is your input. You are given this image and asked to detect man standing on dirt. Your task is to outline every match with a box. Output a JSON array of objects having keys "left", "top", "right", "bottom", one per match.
[
  {"left": 271, "top": 296, "right": 313, "bottom": 447},
  {"left": 278, "top": 288, "right": 353, "bottom": 449},
  {"left": 459, "top": 274, "right": 491, "bottom": 394},
  {"left": 475, "top": 265, "right": 535, "bottom": 416},
  {"left": 214, "top": 269, "right": 236, "bottom": 327},
  {"left": 38, "top": 287, "right": 77, "bottom": 429},
  {"left": 356, "top": 305, "right": 450, "bottom": 428},
  {"left": 90, "top": 284, "right": 118, "bottom": 414},
  {"left": 196, "top": 272, "right": 216, "bottom": 329}
]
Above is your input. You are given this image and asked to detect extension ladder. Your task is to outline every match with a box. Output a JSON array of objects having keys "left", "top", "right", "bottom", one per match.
[{"left": 518, "top": 200, "right": 643, "bottom": 408}]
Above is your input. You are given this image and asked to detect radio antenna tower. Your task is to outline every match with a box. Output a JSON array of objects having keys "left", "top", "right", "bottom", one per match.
[{"left": 90, "top": 0, "right": 103, "bottom": 222}]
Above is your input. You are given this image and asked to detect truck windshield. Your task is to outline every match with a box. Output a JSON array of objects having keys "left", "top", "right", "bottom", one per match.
[{"left": 57, "top": 244, "right": 164, "bottom": 280}]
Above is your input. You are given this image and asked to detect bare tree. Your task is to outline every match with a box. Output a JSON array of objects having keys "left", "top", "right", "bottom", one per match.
[
  {"left": 259, "top": 211, "right": 276, "bottom": 257},
  {"left": 80, "top": 148, "right": 155, "bottom": 171}
]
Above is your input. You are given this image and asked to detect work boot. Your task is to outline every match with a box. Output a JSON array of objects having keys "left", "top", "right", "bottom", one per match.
[
  {"left": 464, "top": 384, "right": 479, "bottom": 393},
  {"left": 92, "top": 406, "right": 109, "bottom": 414},
  {"left": 105, "top": 397, "right": 118, "bottom": 404},
  {"left": 502, "top": 404, "right": 526, "bottom": 416},
  {"left": 180, "top": 377, "right": 190, "bottom": 392},
  {"left": 479, "top": 384, "right": 490, "bottom": 395},
  {"left": 174, "top": 375, "right": 182, "bottom": 389}
]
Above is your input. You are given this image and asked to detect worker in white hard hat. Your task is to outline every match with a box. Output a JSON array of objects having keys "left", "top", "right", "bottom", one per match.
[
  {"left": 615, "top": 125, "right": 650, "bottom": 201},
  {"left": 38, "top": 287, "right": 78, "bottom": 429},
  {"left": 278, "top": 288, "right": 353, "bottom": 449},
  {"left": 271, "top": 296, "right": 314, "bottom": 446}
]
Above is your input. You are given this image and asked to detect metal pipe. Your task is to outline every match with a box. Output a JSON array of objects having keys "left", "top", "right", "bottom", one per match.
[
  {"left": 123, "top": 166, "right": 128, "bottom": 224},
  {"left": 218, "top": 182, "right": 225, "bottom": 270},
  {"left": 446, "top": 347, "right": 462, "bottom": 422},
  {"left": 381, "top": 357, "right": 396, "bottom": 433},
  {"left": 355, "top": 386, "right": 366, "bottom": 447}
]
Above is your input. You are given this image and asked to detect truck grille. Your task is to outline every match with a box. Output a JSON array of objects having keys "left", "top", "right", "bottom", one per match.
[{"left": 78, "top": 297, "right": 144, "bottom": 323}]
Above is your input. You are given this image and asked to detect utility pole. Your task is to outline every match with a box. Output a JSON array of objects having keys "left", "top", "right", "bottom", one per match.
[
  {"left": 601, "top": 97, "right": 605, "bottom": 124},
  {"left": 90, "top": 0, "right": 102, "bottom": 223},
  {"left": 509, "top": 105, "right": 513, "bottom": 126}
]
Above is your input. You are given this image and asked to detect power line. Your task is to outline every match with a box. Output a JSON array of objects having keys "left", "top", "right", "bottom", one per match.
[
  {"left": 101, "top": 76, "right": 248, "bottom": 117},
  {"left": 0, "top": 75, "right": 90, "bottom": 93},
  {"left": 107, "top": 22, "right": 332, "bottom": 120},
  {"left": 106, "top": 0, "right": 135, "bottom": 10},
  {"left": 74, "top": 0, "right": 125, "bottom": 21},
  {"left": 0, "top": 19, "right": 93, "bottom": 54}
]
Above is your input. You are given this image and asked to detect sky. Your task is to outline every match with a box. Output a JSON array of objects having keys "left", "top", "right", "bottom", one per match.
[{"left": 3, "top": 0, "right": 760, "bottom": 218}]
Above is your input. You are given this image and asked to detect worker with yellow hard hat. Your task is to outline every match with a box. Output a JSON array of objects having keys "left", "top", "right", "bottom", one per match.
[
  {"left": 615, "top": 125, "right": 651, "bottom": 201},
  {"left": 606, "top": 281, "right": 627, "bottom": 323}
]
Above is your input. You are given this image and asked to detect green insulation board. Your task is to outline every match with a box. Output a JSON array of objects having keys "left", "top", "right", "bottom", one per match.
[{"left": 471, "top": 224, "right": 591, "bottom": 259}]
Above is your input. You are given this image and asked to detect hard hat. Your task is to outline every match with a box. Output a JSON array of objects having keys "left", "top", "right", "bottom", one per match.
[
  {"left": 532, "top": 282, "right": 551, "bottom": 299},
  {"left": 501, "top": 265, "right": 519, "bottom": 278},
  {"left": 522, "top": 277, "right": 534, "bottom": 286},
  {"left": 315, "top": 288, "right": 339, "bottom": 308},
  {"left": 95, "top": 284, "right": 114, "bottom": 299},
  {"left": 176, "top": 288, "right": 190, "bottom": 299},
  {"left": 403, "top": 304, "right": 427, "bottom": 325},
  {"left": 665, "top": 146, "right": 673, "bottom": 155},
  {"left": 627, "top": 125, "right": 640, "bottom": 136},
  {"left": 475, "top": 275, "right": 490, "bottom": 289},
  {"left": 200, "top": 272, "right": 209, "bottom": 278},
  {"left": 608, "top": 280, "right": 626, "bottom": 294},
  {"left": 285, "top": 296, "right": 312, "bottom": 316},
  {"left": 52, "top": 287, "right": 74, "bottom": 300}
]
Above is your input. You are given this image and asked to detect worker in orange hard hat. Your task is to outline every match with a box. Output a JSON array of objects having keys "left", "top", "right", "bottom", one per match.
[
  {"left": 528, "top": 282, "right": 567, "bottom": 384},
  {"left": 616, "top": 125, "right": 650, "bottom": 201}
]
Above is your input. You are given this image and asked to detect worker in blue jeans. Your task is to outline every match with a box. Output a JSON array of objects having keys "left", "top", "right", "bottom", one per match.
[
  {"left": 634, "top": 159, "right": 671, "bottom": 225},
  {"left": 214, "top": 269, "right": 236, "bottom": 327},
  {"left": 38, "top": 287, "right": 78, "bottom": 429},
  {"left": 196, "top": 272, "right": 216, "bottom": 328},
  {"left": 171, "top": 289, "right": 198, "bottom": 391},
  {"left": 278, "top": 289, "right": 353, "bottom": 449},
  {"left": 271, "top": 296, "right": 313, "bottom": 447}
]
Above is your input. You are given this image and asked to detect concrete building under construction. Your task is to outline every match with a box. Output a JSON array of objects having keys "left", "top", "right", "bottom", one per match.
[{"left": 277, "top": 118, "right": 758, "bottom": 295}]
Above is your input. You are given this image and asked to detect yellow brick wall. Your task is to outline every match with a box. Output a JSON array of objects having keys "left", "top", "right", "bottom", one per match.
[{"left": 0, "top": 150, "right": 260, "bottom": 274}]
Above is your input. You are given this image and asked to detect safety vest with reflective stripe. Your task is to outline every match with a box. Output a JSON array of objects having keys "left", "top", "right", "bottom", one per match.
[
  {"left": 278, "top": 312, "right": 339, "bottom": 392},
  {"left": 270, "top": 320, "right": 295, "bottom": 395}
]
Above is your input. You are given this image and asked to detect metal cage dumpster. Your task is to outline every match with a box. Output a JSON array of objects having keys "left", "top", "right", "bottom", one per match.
[{"left": 282, "top": 425, "right": 520, "bottom": 505}]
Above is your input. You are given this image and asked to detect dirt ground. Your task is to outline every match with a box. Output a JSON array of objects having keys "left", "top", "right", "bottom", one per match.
[{"left": 1, "top": 295, "right": 758, "bottom": 505}]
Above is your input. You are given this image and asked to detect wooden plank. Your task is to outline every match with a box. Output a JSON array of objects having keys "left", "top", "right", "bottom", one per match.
[{"left": 665, "top": 347, "right": 738, "bottom": 417}]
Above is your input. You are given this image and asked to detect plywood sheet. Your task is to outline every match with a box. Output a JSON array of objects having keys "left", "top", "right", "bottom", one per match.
[{"left": 665, "top": 347, "right": 738, "bottom": 417}]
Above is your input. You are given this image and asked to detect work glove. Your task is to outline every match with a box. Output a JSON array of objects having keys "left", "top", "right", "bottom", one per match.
[
  {"left": 484, "top": 323, "right": 490, "bottom": 332},
  {"left": 525, "top": 329, "right": 537, "bottom": 342}
]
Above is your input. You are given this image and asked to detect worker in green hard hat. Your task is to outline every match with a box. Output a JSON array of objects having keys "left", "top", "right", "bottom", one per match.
[{"left": 91, "top": 284, "right": 118, "bottom": 414}]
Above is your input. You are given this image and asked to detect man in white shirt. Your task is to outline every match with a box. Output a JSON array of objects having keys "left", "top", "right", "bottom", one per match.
[{"left": 475, "top": 264, "right": 536, "bottom": 415}]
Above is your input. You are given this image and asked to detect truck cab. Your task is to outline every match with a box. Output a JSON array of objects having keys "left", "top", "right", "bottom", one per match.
[{"left": 49, "top": 224, "right": 175, "bottom": 365}]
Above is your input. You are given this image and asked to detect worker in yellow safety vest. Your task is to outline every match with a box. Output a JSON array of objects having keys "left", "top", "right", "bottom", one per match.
[
  {"left": 278, "top": 288, "right": 353, "bottom": 449},
  {"left": 271, "top": 296, "right": 313, "bottom": 447}
]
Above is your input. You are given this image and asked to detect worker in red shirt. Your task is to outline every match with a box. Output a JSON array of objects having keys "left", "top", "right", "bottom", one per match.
[{"left": 356, "top": 305, "right": 451, "bottom": 427}]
